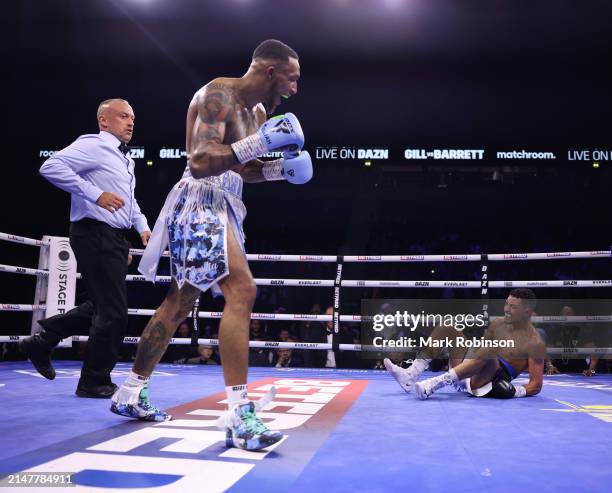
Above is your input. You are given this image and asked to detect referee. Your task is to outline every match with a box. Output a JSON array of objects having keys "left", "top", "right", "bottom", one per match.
[{"left": 22, "top": 99, "right": 150, "bottom": 398}]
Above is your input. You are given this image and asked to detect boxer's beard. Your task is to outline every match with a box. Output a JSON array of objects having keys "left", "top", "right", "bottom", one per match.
[{"left": 263, "top": 82, "right": 281, "bottom": 115}]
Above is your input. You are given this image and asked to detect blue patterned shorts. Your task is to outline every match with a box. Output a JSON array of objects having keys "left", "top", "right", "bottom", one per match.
[{"left": 167, "top": 191, "right": 228, "bottom": 292}]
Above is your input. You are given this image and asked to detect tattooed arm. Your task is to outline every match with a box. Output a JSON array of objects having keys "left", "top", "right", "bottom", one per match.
[{"left": 188, "top": 83, "right": 241, "bottom": 179}]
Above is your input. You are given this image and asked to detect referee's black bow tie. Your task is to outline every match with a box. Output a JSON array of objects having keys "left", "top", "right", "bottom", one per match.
[{"left": 118, "top": 142, "right": 129, "bottom": 155}]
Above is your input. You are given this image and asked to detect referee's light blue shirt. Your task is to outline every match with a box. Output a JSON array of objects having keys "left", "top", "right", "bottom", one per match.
[{"left": 39, "top": 131, "right": 150, "bottom": 233}]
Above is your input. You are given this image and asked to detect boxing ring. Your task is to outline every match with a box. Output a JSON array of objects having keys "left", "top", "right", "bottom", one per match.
[{"left": 1, "top": 232, "right": 611, "bottom": 492}]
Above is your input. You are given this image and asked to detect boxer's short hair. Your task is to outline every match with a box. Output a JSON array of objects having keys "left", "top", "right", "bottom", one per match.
[
  {"left": 509, "top": 288, "right": 537, "bottom": 309},
  {"left": 253, "top": 39, "right": 298, "bottom": 62}
]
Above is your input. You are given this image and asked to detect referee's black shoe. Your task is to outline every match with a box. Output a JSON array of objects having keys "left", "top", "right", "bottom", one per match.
[{"left": 19, "top": 334, "right": 56, "bottom": 380}]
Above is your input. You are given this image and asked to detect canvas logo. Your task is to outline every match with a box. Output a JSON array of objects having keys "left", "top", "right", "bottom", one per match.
[
  {"left": 8, "top": 378, "right": 365, "bottom": 492},
  {"left": 543, "top": 400, "right": 612, "bottom": 424}
]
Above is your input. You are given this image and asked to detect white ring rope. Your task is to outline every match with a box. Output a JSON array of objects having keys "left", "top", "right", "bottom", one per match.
[
  {"left": 1, "top": 231, "right": 609, "bottom": 262},
  {"left": 3, "top": 263, "right": 612, "bottom": 289},
  {"left": 2, "top": 304, "right": 612, "bottom": 326},
  {"left": 0, "top": 333, "right": 608, "bottom": 356},
  {"left": 2, "top": 230, "right": 612, "bottom": 356}
]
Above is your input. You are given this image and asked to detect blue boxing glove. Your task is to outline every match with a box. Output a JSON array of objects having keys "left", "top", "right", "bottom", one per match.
[
  {"left": 262, "top": 150, "right": 313, "bottom": 184},
  {"left": 231, "top": 113, "right": 304, "bottom": 164},
  {"left": 283, "top": 150, "right": 312, "bottom": 184}
]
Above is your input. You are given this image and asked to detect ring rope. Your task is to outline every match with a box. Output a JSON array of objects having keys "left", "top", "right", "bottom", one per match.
[
  {"left": 1, "top": 232, "right": 609, "bottom": 262},
  {"left": 2, "top": 303, "right": 612, "bottom": 325},
  {"left": 0, "top": 333, "right": 608, "bottom": 357},
  {"left": 3, "top": 264, "right": 612, "bottom": 289}
]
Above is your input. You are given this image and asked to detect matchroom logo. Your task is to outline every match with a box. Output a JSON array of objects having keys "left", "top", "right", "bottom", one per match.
[{"left": 6, "top": 378, "right": 367, "bottom": 493}]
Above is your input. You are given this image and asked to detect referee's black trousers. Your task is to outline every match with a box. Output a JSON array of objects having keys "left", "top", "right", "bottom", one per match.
[{"left": 67, "top": 219, "right": 130, "bottom": 386}]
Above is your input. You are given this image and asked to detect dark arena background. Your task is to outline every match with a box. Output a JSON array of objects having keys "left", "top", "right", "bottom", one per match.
[{"left": 1, "top": 2, "right": 612, "bottom": 492}]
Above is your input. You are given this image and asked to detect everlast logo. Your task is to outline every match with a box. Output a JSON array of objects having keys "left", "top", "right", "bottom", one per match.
[
  {"left": 258, "top": 255, "right": 281, "bottom": 260},
  {"left": 547, "top": 252, "right": 571, "bottom": 257},
  {"left": 298, "top": 281, "right": 322, "bottom": 286},
  {"left": 504, "top": 254, "right": 528, "bottom": 259},
  {"left": 400, "top": 255, "right": 424, "bottom": 261},
  {"left": 563, "top": 281, "right": 578, "bottom": 286},
  {"left": 593, "top": 280, "right": 611, "bottom": 285},
  {"left": 271, "top": 280, "right": 285, "bottom": 285},
  {"left": 294, "top": 314, "right": 318, "bottom": 320},
  {"left": 415, "top": 281, "right": 429, "bottom": 287},
  {"left": 443, "top": 255, "right": 468, "bottom": 260},
  {"left": 357, "top": 256, "right": 381, "bottom": 261},
  {"left": 300, "top": 255, "right": 323, "bottom": 261}
]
